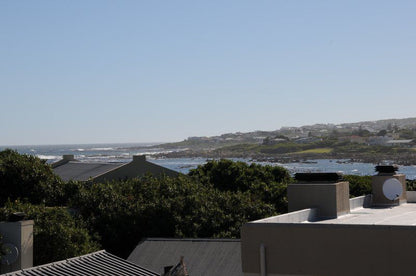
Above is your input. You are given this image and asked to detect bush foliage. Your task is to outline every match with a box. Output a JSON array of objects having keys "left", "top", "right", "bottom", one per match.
[
  {"left": 69, "top": 175, "right": 277, "bottom": 257},
  {"left": 0, "top": 149, "right": 64, "bottom": 205},
  {"left": 189, "top": 159, "right": 291, "bottom": 211},
  {"left": 0, "top": 150, "right": 380, "bottom": 263},
  {"left": 343, "top": 175, "right": 372, "bottom": 197}
]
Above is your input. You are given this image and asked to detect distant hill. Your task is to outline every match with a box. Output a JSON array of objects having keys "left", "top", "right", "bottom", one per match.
[
  {"left": 308, "top": 117, "right": 416, "bottom": 132},
  {"left": 158, "top": 117, "right": 416, "bottom": 149}
]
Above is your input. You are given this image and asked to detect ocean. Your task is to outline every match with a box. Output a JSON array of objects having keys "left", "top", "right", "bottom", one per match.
[{"left": 1, "top": 143, "right": 416, "bottom": 179}]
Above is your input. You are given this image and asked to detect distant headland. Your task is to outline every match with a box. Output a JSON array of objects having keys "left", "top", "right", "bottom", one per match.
[{"left": 153, "top": 117, "right": 416, "bottom": 165}]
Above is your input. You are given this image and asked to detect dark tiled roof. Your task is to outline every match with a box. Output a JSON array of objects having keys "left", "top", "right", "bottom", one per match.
[
  {"left": 128, "top": 238, "right": 242, "bottom": 276},
  {"left": 53, "top": 161, "right": 124, "bottom": 181},
  {"left": 3, "top": 250, "right": 159, "bottom": 276}
]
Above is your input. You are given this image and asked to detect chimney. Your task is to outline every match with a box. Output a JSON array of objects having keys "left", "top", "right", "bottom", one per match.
[
  {"left": 133, "top": 155, "right": 146, "bottom": 162},
  {"left": 288, "top": 173, "right": 350, "bottom": 219},
  {"left": 63, "top": 154, "right": 74, "bottom": 161},
  {"left": 0, "top": 215, "right": 33, "bottom": 273},
  {"left": 51, "top": 154, "right": 75, "bottom": 168},
  {"left": 371, "top": 165, "right": 406, "bottom": 206}
]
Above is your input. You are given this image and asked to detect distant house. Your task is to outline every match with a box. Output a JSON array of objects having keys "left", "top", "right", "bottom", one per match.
[
  {"left": 262, "top": 137, "right": 286, "bottom": 145},
  {"left": 52, "top": 155, "right": 179, "bottom": 182},
  {"left": 293, "top": 137, "right": 322, "bottom": 144},
  {"left": 338, "top": 135, "right": 367, "bottom": 144},
  {"left": 368, "top": 136, "right": 391, "bottom": 145},
  {"left": 386, "top": 139, "right": 414, "bottom": 147},
  {"left": 128, "top": 238, "right": 242, "bottom": 276},
  {"left": 349, "top": 135, "right": 367, "bottom": 144}
]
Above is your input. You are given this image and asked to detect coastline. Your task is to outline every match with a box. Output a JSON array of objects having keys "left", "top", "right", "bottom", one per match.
[{"left": 154, "top": 149, "right": 416, "bottom": 166}]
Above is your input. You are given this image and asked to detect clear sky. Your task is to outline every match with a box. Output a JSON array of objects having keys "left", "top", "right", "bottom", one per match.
[{"left": 1, "top": 1, "right": 415, "bottom": 145}]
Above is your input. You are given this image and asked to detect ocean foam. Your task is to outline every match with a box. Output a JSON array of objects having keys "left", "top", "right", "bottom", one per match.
[
  {"left": 136, "top": 150, "right": 175, "bottom": 156},
  {"left": 37, "top": 155, "right": 60, "bottom": 160},
  {"left": 90, "top": 147, "right": 114, "bottom": 151}
]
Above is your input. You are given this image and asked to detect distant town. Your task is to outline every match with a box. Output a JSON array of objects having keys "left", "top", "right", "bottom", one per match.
[{"left": 156, "top": 117, "right": 416, "bottom": 165}]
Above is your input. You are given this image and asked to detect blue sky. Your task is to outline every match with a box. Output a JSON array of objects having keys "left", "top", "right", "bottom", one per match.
[{"left": 1, "top": 1, "right": 415, "bottom": 145}]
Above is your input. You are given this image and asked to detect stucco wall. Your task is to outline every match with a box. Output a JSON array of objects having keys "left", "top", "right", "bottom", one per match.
[
  {"left": 241, "top": 222, "right": 416, "bottom": 276},
  {"left": 288, "top": 181, "right": 350, "bottom": 219}
]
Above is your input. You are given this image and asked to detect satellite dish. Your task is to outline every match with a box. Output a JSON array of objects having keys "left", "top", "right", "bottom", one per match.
[
  {"left": 1, "top": 243, "right": 19, "bottom": 265},
  {"left": 382, "top": 178, "right": 403, "bottom": 201}
]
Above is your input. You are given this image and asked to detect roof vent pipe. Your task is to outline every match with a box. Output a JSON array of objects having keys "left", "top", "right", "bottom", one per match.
[{"left": 372, "top": 165, "right": 406, "bottom": 206}]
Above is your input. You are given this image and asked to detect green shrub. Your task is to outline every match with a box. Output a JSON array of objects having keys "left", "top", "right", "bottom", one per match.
[
  {"left": 189, "top": 159, "right": 291, "bottom": 211},
  {"left": 344, "top": 175, "right": 372, "bottom": 197},
  {"left": 0, "top": 149, "right": 64, "bottom": 205},
  {"left": 69, "top": 175, "right": 277, "bottom": 257}
]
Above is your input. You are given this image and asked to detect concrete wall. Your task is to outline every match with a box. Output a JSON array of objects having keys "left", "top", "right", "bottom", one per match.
[
  {"left": 288, "top": 181, "right": 350, "bottom": 219},
  {"left": 349, "top": 194, "right": 372, "bottom": 209},
  {"left": 406, "top": 191, "right": 416, "bottom": 203},
  {"left": 0, "top": 220, "right": 33, "bottom": 274},
  {"left": 241, "top": 222, "right": 416, "bottom": 276},
  {"left": 251, "top": 209, "right": 317, "bottom": 224},
  {"left": 93, "top": 155, "right": 179, "bottom": 182}
]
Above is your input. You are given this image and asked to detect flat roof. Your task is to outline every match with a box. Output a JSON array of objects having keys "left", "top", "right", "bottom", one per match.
[
  {"left": 250, "top": 194, "right": 416, "bottom": 227},
  {"left": 310, "top": 203, "right": 416, "bottom": 226}
]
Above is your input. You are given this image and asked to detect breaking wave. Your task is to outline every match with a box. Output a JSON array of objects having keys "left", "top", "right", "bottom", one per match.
[
  {"left": 37, "top": 155, "right": 60, "bottom": 160},
  {"left": 90, "top": 147, "right": 114, "bottom": 151}
]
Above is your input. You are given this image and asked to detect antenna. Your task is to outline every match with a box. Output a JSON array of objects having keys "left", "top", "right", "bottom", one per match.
[{"left": 382, "top": 178, "right": 403, "bottom": 201}]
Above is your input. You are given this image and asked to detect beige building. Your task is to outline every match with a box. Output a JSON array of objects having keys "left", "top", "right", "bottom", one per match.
[
  {"left": 241, "top": 168, "right": 416, "bottom": 276},
  {"left": 52, "top": 155, "right": 179, "bottom": 182}
]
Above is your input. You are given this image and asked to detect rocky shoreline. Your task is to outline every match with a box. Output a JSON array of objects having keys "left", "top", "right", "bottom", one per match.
[{"left": 156, "top": 149, "right": 416, "bottom": 166}]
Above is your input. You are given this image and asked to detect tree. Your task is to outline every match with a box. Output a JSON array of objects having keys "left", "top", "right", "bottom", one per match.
[
  {"left": 354, "top": 125, "right": 371, "bottom": 137},
  {"left": 69, "top": 175, "right": 277, "bottom": 258},
  {"left": 189, "top": 159, "right": 291, "bottom": 211},
  {"left": 343, "top": 175, "right": 372, "bottom": 197},
  {"left": 262, "top": 137, "right": 271, "bottom": 145},
  {"left": 0, "top": 149, "right": 64, "bottom": 206},
  {"left": 330, "top": 129, "right": 339, "bottom": 138},
  {"left": 377, "top": 129, "right": 387, "bottom": 136}
]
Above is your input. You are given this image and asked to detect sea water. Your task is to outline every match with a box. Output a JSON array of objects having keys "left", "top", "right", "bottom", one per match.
[{"left": 1, "top": 143, "right": 416, "bottom": 179}]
